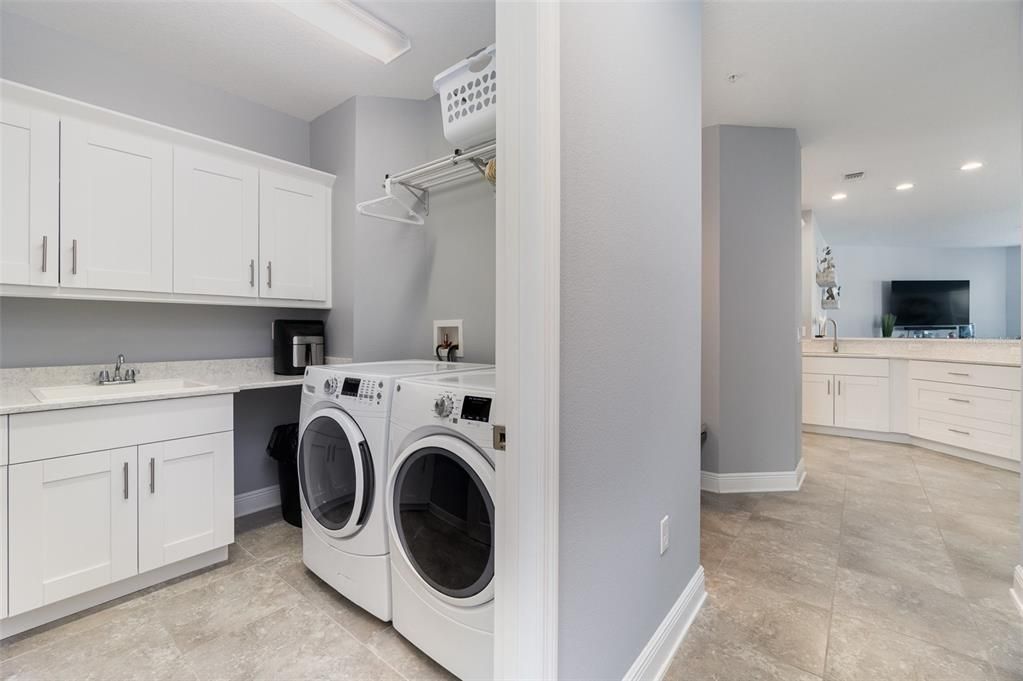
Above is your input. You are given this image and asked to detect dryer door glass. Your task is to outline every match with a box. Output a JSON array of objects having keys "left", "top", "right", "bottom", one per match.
[
  {"left": 392, "top": 447, "right": 494, "bottom": 599},
  {"left": 299, "top": 413, "right": 371, "bottom": 532}
]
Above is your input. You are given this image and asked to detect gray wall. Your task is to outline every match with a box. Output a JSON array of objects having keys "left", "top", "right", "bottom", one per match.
[
  {"left": 0, "top": 11, "right": 323, "bottom": 496},
  {"left": 310, "top": 95, "right": 496, "bottom": 364},
  {"left": 821, "top": 245, "right": 1015, "bottom": 339},
  {"left": 703, "top": 125, "right": 802, "bottom": 476},
  {"left": 1006, "top": 246, "right": 1021, "bottom": 339},
  {"left": 558, "top": 3, "right": 702, "bottom": 678}
]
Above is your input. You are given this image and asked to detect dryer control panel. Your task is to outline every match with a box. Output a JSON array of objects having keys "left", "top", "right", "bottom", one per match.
[
  {"left": 311, "top": 375, "right": 384, "bottom": 407},
  {"left": 431, "top": 392, "right": 492, "bottom": 423}
]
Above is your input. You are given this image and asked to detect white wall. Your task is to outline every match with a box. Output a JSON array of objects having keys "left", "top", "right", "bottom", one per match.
[
  {"left": 1006, "top": 246, "right": 1021, "bottom": 338},
  {"left": 558, "top": 3, "right": 702, "bottom": 677},
  {"left": 823, "top": 245, "right": 1014, "bottom": 338},
  {"left": 703, "top": 125, "right": 803, "bottom": 477}
]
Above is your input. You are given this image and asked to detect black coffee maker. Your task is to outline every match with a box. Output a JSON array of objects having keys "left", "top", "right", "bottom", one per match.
[{"left": 272, "top": 320, "right": 325, "bottom": 375}]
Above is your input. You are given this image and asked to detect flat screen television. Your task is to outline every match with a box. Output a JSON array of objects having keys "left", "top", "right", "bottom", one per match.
[{"left": 888, "top": 280, "right": 970, "bottom": 326}]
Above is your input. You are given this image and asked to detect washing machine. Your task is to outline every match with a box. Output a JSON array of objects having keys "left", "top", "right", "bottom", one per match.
[
  {"left": 298, "top": 360, "right": 492, "bottom": 621},
  {"left": 387, "top": 368, "right": 498, "bottom": 681}
]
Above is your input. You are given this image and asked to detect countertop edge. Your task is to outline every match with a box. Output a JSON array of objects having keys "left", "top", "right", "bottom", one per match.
[{"left": 802, "top": 353, "right": 1021, "bottom": 368}]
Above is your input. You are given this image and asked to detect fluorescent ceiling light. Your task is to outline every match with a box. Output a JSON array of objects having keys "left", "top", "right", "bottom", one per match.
[
  {"left": 831, "top": 193, "right": 847, "bottom": 201},
  {"left": 960, "top": 161, "right": 984, "bottom": 171},
  {"left": 276, "top": 0, "right": 411, "bottom": 64},
  {"left": 895, "top": 183, "right": 914, "bottom": 191}
]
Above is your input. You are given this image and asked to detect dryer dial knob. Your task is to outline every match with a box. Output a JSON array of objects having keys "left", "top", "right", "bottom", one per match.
[
  {"left": 324, "top": 377, "right": 338, "bottom": 395},
  {"left": 434, "top": 395, "right": 454, "bottom": 418}
]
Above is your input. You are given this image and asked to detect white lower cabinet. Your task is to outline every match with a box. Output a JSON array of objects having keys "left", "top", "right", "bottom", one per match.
[
  {"left": 1, "top": 466, "right": 8, "bottom": 619},
  {"left": 834, "top": 375, "right": 890, "bottom": 432},
  {"left": 9, "top": 448, "right": 138, "bottom": 616},
  {"left": 802, "top": 373, "right": 835, "bottom": 426},
  {"left": 139, "top": 432, "right": 234, "bottom": 573}
]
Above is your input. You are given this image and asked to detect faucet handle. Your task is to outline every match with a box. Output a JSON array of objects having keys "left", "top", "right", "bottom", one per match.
[
  {"left": 126, "top": 368, "right": 138, "bottom": 382},
  {"left": 98, "top": 370, "right": 110, "bottom": 383}
]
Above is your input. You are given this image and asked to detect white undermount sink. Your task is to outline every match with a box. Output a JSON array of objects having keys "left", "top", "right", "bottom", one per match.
[{"left": 31, "top": 378, "right": 212, "bottom": 403}]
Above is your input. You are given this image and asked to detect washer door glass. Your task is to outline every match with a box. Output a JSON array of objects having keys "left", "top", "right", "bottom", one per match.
[
  {"left": 392, "top": 446, "right": 494, "bottom": 600},
  {"left": 299, "top": 411, "right": 372, "bottom": 533}
]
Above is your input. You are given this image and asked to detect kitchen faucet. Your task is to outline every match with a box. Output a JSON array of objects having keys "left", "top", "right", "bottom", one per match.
[
  {"left": 826, "top": 318, "right": 839, "bottom": 353},
  {"left": 99, "top": 353, "right": 138, "bottom": 385}
]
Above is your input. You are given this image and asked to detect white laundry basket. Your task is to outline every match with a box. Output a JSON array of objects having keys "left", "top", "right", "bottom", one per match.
[{"left": 433, "top": 44, "right": 496, "bottom": 147}]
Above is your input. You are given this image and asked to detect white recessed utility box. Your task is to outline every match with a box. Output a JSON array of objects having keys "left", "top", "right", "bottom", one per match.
[{"left": 433, "top": 319, "right": 464, "bottom": 359}]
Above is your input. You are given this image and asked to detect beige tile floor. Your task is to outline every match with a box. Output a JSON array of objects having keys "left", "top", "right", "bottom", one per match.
[
  {"left": 668, "top": 433, "right": 1023, "bottom": 681},
  {"left": 0, "top": 508, "right": 456, "bottom": 681},
  {"left": 1, "top": 433, "right": 1020, "bottom": 680}
]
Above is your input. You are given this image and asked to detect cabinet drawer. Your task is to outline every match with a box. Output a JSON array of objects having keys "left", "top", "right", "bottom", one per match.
[
  {"left": 909, "top": 379, "right": 1019, "bottom": 426},
  {"left": 910, "top": 408, "right": 1019, "bottom": 461},
  {"left": 908, "top": 361, "right": 1020, "bottom": 392},
  {"left": 9, "top": 395, "right": 232, "bottom": 464},
  {"left": 802, "top": 356, "right": 889, "bottom": 378}
]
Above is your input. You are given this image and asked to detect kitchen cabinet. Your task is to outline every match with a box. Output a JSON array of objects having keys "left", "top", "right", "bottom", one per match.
[
  {"left": 0, "top": 466, "right": 7, "bottom": 619},
  {"left": 802, "top": 357, "right": 891, "bottom": 433},
  {"left": 802, "top": 373, "right": 835, "bottom": 426},
  {"left": 834, "top": 375, "right": 890, "bottom": 432},
  {"left": 138, "top": 432, "right": 234, "bottom": 573},
  {"left": 173, "top": 148, "right": 259, "bottom": 297},
  {"left": 0, "top": 103, "right": 59, "bottom": 287},
  {"left": 259, "top": 170, "right": 329, "bottom": 302},
  {"left": 60, "top": 118, "right": 173, "bottom": 292},
  {"left": 9, "top": 447, "right": 138, "bottom": 616}
]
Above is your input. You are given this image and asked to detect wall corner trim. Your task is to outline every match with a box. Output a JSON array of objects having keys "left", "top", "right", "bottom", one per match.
[
  {"left": 234, "top": 485, "right": 282, "bottom": 518},
  {"left": 1012, "top": 565, "right": 1023, "bottom": 619},
  {"left": 622, "top": 566, "right": 706, "bottom": 681},
  {"left": 700, "top": 458, "right": 806, "bottom": 494}
]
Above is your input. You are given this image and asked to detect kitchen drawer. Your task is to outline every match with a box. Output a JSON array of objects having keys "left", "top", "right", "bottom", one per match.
[
  {"left": 910, "top": 408, "right": 1019, "bottom": 461},
  {"left": 9, "top": 395, "right": 232, "bottom": 464},
  {"left": 908, "top": 361, "right": 1020, "bottom": 392},
  {"left": 909, "top": 379, "right": 1019, "bottom": 426},
  {"left": 802, "top": 356, "right": 889, "bottom": 378}
]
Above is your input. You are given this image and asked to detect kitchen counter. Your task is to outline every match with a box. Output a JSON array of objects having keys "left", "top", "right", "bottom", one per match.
[
  {"left": 0, "top": 356, "right": 350, "bottom": 415},
  {"left": 802, "top": 338, "right": 1021, "bottom": 368}
]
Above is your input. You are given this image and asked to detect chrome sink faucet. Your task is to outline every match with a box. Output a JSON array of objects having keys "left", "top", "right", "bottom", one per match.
[
  {"left": 826, "top": 318, "right": 839, "bottom": 353},
  {"left": 99, "top": 353, "right": 138, "bottom": 385}
]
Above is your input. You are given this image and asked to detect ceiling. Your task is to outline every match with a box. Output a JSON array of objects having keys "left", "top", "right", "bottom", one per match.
[
  {"left": 704, "top": 0, "right": 1022, "bottom": 248},
  {"left": 2, "top": 0, "right": 495, "bottom": 121}
]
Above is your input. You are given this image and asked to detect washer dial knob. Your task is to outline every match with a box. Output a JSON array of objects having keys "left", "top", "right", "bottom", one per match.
[
  {"left": 323, "top": 377, "right": 338, "bottom": 395},
  {"left": 434, "top": 395, "right": 454, "bottom": 418}
]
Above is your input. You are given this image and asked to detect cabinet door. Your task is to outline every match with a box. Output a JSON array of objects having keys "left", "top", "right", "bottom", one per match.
[
  {"left": 1, "top": 466, "right": 8, "bottom": 619},
  {"left": 0, "top": 103, "right": 59, "bottom": 286},
  {"left": 802, "top": 374, "right": 835, "bottom": 426},
  {"left": 173, "top": 148, "right": 259, "bottom": 297},
  {"left": 259, "top": 170, "right": 327, "bottom": 301},
  {"left": 835, "top": 375, "right": 891, "bottom": 432},
  {"left": 9, "top": 448, "right": 137, "bottom": 616},
  {"left": 60, "top": 119, "right": 172, "bottom": 292},
  {"left": 138, "top": 432, "right": 233, "bottom": 573}
]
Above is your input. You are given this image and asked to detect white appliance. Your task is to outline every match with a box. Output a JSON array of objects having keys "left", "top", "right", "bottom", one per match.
[
  {"left": 298, "top": 360, "right": 491, "bottom": 621},
  {"left": 386, "top": 369, "right": 498, "bottom": 681}
]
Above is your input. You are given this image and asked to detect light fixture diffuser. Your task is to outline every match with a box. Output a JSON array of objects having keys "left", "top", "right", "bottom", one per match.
[
  {"left": 960, "top": 161, "right": 984, "bottom": 171},
  {"left": 895, "top": 183, "right": 914, "bottom": 191},
  {"left": 276, "top": 0, "right": 411, "bottom": 64},
  {"left": 831, "top": 193, "right": 847, "bottom": 201}
]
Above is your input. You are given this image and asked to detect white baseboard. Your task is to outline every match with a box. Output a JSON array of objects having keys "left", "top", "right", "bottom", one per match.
[
  {"left": 1012, "top": 565, "right": 1023, "bottom": 619},
  {"left": 803, "top": 425, "right": 1019, "bottom": 473},
  {"left": 1, "top": 547, "right": 227, "bottom": 639},
  {"left": 622, "top": 566, "right": 706, "bottom": 681},
  {"left": 701, "top": 458, "right": 806, "bottom": 494},
  {"left": 234, "top": 484, "right": 281, "bottom": 517}
]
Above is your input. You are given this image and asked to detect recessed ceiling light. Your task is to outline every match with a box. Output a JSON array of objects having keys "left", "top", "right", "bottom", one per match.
[
  {"left": 831, "top": 193, "right": 848, "bottom": 201},
  {"left": 895, "top": 183, "right": 914, "bottom": 191},
  {"left": 276, "top": 0, "right": 411, "bottom": 64},
  {"left": 960, "top": 161, "right": 984, "bottom": 171}
]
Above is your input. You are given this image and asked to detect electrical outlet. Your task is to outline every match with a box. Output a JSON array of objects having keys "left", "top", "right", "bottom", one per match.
[{"left": 660, "top": 515, "right": 670, "bottom": 555}]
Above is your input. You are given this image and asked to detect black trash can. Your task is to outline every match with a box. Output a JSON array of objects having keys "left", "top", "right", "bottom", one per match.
[{"left": 267, "top": 423, "right": 302, "bottom": 527}]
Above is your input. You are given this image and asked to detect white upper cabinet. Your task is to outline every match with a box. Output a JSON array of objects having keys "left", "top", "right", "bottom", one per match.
[
  {"left": 138, "top": 432, "right": 234, "bottom": 573},
  {"left": 61, "top": 118, "right": 173, "bottom": 292},
  {"left": 259, "top": 170, "right": 329, "bottom": 302},
  {"left": 0, "top": 103, "right": 59, "bottom": 286},
  {"left": 173, "top": 148, "right": 259, "bottom": 297}
]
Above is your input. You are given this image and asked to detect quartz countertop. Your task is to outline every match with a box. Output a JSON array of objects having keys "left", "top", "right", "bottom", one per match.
[
  {"left": 801, "top": 338, "right": 1020, "bottom": 368},
  {"left": 0, "top": 357, "right": 350, "bottom": 415}
]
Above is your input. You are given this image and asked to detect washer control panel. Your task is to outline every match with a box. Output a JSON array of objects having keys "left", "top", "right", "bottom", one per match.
[
  {"left": 431, "top": 391, "right": 493, "bottom": 423},
  {"left": 308, "top": 373, "right": 384, "bottom": 407}
]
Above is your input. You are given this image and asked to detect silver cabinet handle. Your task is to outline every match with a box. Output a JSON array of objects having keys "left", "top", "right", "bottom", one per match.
[
  {"left": 948, "top": 428, "right": 971, "bottom": 436},
  {"left": 41, "top": 236, "right": 48, "bottom": 273},
  {"left": 249, "top": 259, "right": 255, "bottom": 287},
  {"left": 149, "top": 457, "right": 155, "bottom": 494},
  {"left": 72, "top": 239, "right": 78, "bottom": 275},
  {"left": 123, "top": 461, "right": 129, "bottom": 500},
  {"left": 948, "top": 397, "right": 971, "bottom": 404},
  {"left": 837, "top": 380, "right": 842, "bottom": 396},
  {"left": 948, "top": 372, "right": 970, "bottom": 377},
  {"left": 267, "top": 261, "right": 272, "bottom": 288},
  {"left": 827, "top": 379, "right": 831, "bottom": 396}
]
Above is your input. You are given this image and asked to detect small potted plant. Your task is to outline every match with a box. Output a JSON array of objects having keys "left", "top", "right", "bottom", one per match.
[{"left": 881, "top": 313, "right": 897, "bottom": 338}]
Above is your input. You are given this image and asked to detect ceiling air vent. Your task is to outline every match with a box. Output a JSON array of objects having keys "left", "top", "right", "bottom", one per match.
[{"left": 842, "top": 171, "right": 865, "bottom": 182}]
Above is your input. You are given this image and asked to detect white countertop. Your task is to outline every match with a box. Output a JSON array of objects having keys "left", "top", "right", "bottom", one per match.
[
  {"left": 0, "top": 357, "right": 350, "bottom": 415},
  {"left": 801, "top": 338, "right": 1020, "bottom": 368}
]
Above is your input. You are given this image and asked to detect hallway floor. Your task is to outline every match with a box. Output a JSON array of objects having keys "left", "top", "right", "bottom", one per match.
[{"left": 668, "top": 433, "right": 1022, "bottom": 681}]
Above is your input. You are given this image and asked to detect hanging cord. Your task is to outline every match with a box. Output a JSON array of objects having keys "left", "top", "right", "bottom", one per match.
[{"left": 435, "top": 342, "right": 460, "bottom": 362}]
